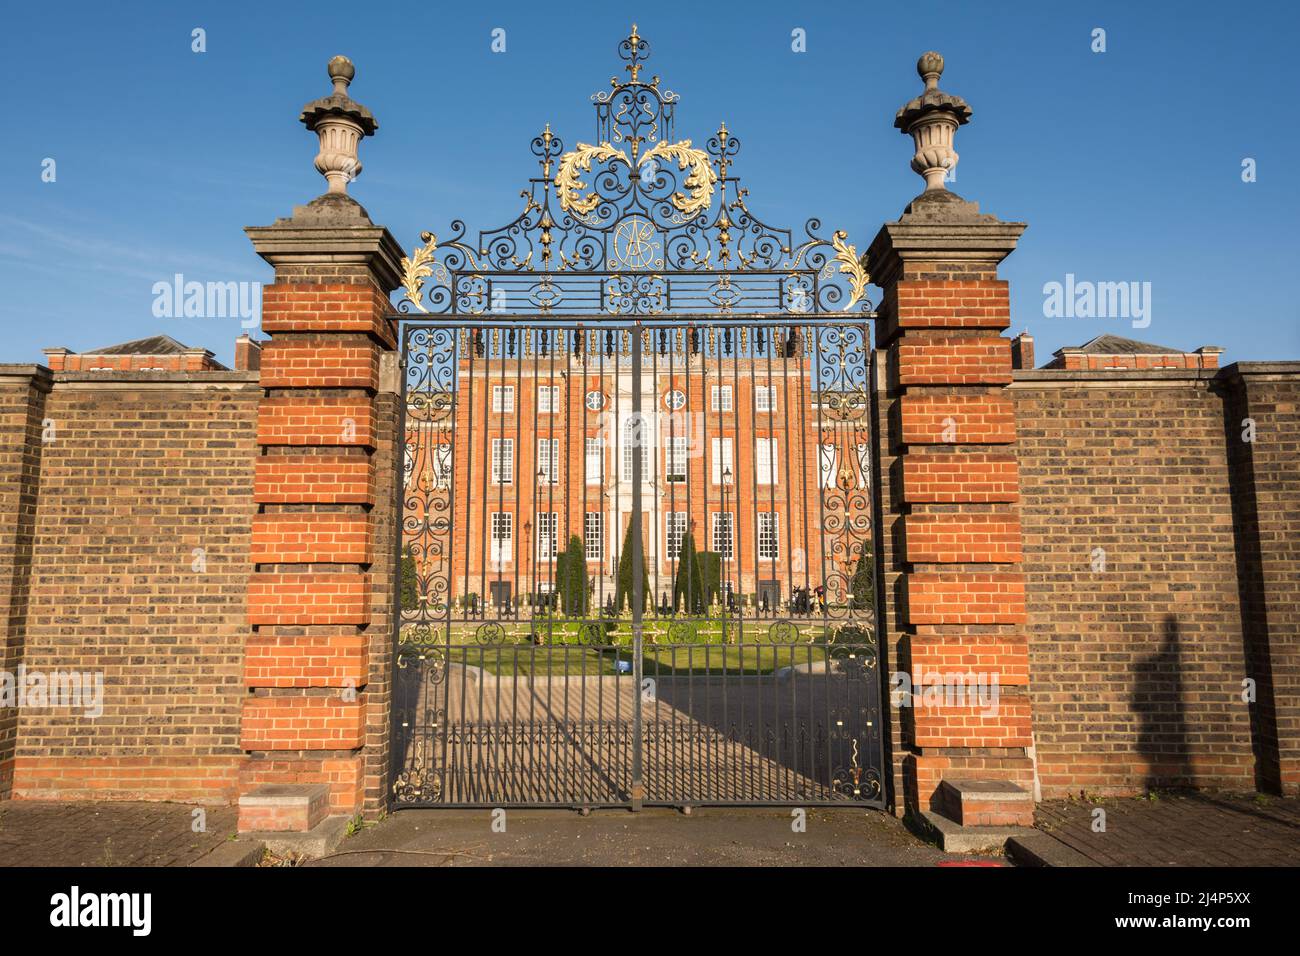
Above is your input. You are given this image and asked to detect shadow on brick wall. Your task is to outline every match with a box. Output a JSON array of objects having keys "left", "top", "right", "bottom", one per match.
[
  {"left": 1131, "top": 615, "right": 1194, "bottom": 790},
  {"left": 1222, "top": 382, "right": 1282, "bottom": 793}
]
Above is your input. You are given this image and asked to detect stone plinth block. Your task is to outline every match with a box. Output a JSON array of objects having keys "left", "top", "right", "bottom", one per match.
[
  {"left": 238, "top": 783, "right": 331, "bottom": 833},
  {"left": 937, "top": 778, "right": 1034, "bottom": 828}
]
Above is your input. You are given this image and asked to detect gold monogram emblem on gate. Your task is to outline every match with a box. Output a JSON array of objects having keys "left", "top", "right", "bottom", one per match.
[{"left": 610, "top": 215, "right": 661, "bottom": 270}]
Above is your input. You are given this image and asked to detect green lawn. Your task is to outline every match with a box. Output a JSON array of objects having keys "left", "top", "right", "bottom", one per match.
[
  {"left": 429, "top": 643, "right": 841, "bottom": 677},
  {"left": 398, "top": 616, "right": 874, "bottom": 676},
  {"left": 405, "top": 617, "right": 841, "bottom": 643}
]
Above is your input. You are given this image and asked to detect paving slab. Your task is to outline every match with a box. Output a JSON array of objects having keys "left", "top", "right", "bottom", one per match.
[
  {"left": 305, "top": 806, "right": 997, "bottom": 867},
  {"left": 1032, "top": 792, "right": 1300, "bottom": 867},
  {"left": 0, "top": 801, "right": 239, "bottom": 867}
]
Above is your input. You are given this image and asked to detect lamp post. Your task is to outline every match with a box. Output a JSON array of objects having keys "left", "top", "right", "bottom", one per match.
[
  {"left": 721, "top": 465, "right": 733, "bottom": 632},
  {"left": 601, "top": 487, "right": 612, "bottom": 590},
  {"left": 523, "top": 518, "right": 531, "bottom": 613},
  {"left": 535, "top": 466, "right": 548, "bottom": 615}
]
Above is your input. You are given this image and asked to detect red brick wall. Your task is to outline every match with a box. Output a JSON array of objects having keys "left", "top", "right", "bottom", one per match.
[
  {"left": 0, "top": 369, "right": 50, "bottom": 797},
  {"left": 1223, "top": 365, "right": 1300, "bottom": 794},
  {"left": 1054, "top": 351, "right": 1220, "bottom": 371},
  {"left": 7, "top": 370, "right": 259, "bottom": 802},
  {"left": 901, "top": 452, "right": 1020, "bottom": 504},
  {"left": 243, "top": 208, "right": 405, "bottom": 823},
  {"left": 867, "top": 209, "right": 1032, "bottom": 818},
  {"left": 44, "top": 350, "right": 223, "bottom": 372},
  {"left": 1012, "top": 370, "right": 1257, "bottom": 796}
]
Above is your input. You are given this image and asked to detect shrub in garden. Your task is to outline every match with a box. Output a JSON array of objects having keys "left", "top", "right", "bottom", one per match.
[
  {"left": 850, "top": 549, "right": 874, "bottom": 611},
  {"left": 673, "top": 532, "right": 707, "bottom": 614},
  {"left": 400, "top": 545, "right": 420, "bottom": 611},
  {"left": 614, "top": 521, "right": 650, "bottom": 613},
  {"left": 556, "top": 535, "right": 588, "bottom": 617}
]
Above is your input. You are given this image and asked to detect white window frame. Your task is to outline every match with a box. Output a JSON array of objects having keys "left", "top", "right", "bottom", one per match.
[
  {"left": 820, "top": 443, "right": 837, "bottom": 489},
  {"left": 490, "top": 512, "right": 512, "bottom": 562},
  {"left": 621, "top": 414, "right": 649, "bottom": 482},
  {"left": 711, "top": 385, "right": 733, "bottom": 412},
  {"left": 754, "top": 385, "right": 777, "bottom": 413},
  {"left": 491, "top": 385, "right": 515, "bottom": 413},
  {"left": 536, "top": 512, "right": 558, "bottom": 561},
  {"left": 407, "top": 438, "right": 452, "bottom": 490},
  {"left": 538, "top": 384, "right": 559, "bottom": 414},
  {"left": 664, "top": 389, "right": 686, "bottom": 410},
  {"left": 757, "top": 511, "right": 780, "bottom": 560},
  {"left": 756, "top": 437, "right": 779, "bottom": 486},
  {"left": 492, "top": 437, "right": 513, "bottom": 485},
  {"left": 711, "top": 512, "right": 734, "bottom": 559},
  {"left": 585, "top": 437, "right": 604, "bottom": 485},
  {"left": 711, "top": 437, "right": 734, "bottom": 485},
  {"left": 665, "top": 512, "right": 687, "bottom": 561},
  {"left": 665, "top": 435, "right": 688, "bottom": 482},
  {"left": 435, "top": 442, "right": 452, "bottom": 489},
  {"left": 537, "top": 438, "right": 559, "bottom": 484},
  {"left": 584, "top": 511, "right": 603, "bottom": 561}
]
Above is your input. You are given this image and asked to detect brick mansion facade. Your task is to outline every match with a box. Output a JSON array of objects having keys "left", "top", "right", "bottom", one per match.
[{"left": 405, "top": 326, "right": 860, "bottom": 612}]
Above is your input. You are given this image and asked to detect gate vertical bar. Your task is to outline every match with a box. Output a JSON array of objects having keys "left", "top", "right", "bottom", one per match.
[{"left": 630, "top": 319, "right": 645, "bottom": 810}]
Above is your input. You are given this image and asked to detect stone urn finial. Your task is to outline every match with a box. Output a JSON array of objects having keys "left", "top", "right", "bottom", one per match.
[
  {"left": 328, "top": 55, "right": 355, "bottom": 95},
  {"left": 894, "top": 51, "right": 972, "bottom": 193},
  {"left": 299, "top": 55, "right": 378, "bottom": 196}
]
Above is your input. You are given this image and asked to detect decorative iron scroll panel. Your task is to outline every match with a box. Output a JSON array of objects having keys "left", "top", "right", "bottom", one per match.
[
  {"left": 395, "top": 26, "right": 872, "bottom": 320},
  {"left": 390, "top": 317, "right": 884, "bottom": 808}
]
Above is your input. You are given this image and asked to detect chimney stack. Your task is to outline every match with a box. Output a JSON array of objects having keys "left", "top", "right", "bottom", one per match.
[
  {"left": 1011, "top": 331, "right": 1035, "bottom": 370},
  {"left": 1195, "top": 346, "right": 1224, "bottom": 370},
  {"left": 235, "top": 334, "right": 262, "bottom": 372},
  {"left": 42, "top": 347, "right": 71, "bottom": 372}
]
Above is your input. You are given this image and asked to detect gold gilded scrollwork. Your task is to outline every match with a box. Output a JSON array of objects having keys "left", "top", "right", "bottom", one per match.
[
  {"left": 556, "top": 139, "right": 715, "bottom": 219},
  {"left": 555, "top": 142, "right": 629, "bottom": 215},
  {"left": 396, "top": 27, "right": 879, "bottom": 318},
  {"left": 639, "top": 139, "right": 717, "bottom": 216},
  {"left": 399, "top": 231, "right": 438, "bottom": 314},
  {"left": 831, "top": 230, "right": 869, "bottom": 309}
]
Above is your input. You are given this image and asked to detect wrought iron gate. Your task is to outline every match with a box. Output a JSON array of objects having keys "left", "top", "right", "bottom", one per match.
[{"left": 388, "top": 26, "right": 884, "bottom": 810}]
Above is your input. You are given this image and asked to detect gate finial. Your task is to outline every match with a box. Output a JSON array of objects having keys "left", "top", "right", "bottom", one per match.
[
  {"left": 300, "top": 55, "right": 379, "bottom": 196},
  {"left": 894, "top": 51, "right": 972, "bottom": 194}
]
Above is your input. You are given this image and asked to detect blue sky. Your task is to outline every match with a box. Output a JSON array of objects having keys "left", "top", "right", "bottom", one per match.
[{"left": 4, "top": 0, "right": 1297, "bottom": 367}]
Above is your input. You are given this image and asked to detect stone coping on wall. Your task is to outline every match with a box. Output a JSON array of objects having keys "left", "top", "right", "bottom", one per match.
[
  {"left": 1220, "top": 361, "right": 1300, "bottom": 380},
  {"left": 1012, "top": 361, "right": 1300, "bottom": 387},
  {"left": 0, "top": 364, "right": 260, "bottom": 388},
  {"left": 0, "top": 364, "right": 53, "bottom": 390}
]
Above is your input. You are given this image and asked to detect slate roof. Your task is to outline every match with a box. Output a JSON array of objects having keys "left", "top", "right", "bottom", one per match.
[
  {"left": 82, "top": 335, "right": 195, "bottom": 356},
  {"left": 64, "top": 335, "right": 230, "bottom": 370},
  {"left": 1069, "top": 334, "right": 1185, "bottom": 355}
]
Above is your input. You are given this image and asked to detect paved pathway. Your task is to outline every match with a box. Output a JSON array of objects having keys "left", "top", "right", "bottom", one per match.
[
  {"left": 307, "top": 806, "right": 977, "bottom": 867},
  {"left": 1034, "top": 792, "right": 1300, "bottom": 866},
  {"left": 396, "top": 664, "right": 877, "bottom": 805},
  {"left": 0, "top": 801, "right": 238, "bottom": 867},
  {"left": 5, "top": 791, "right": 1296, "bottom": 867}
]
